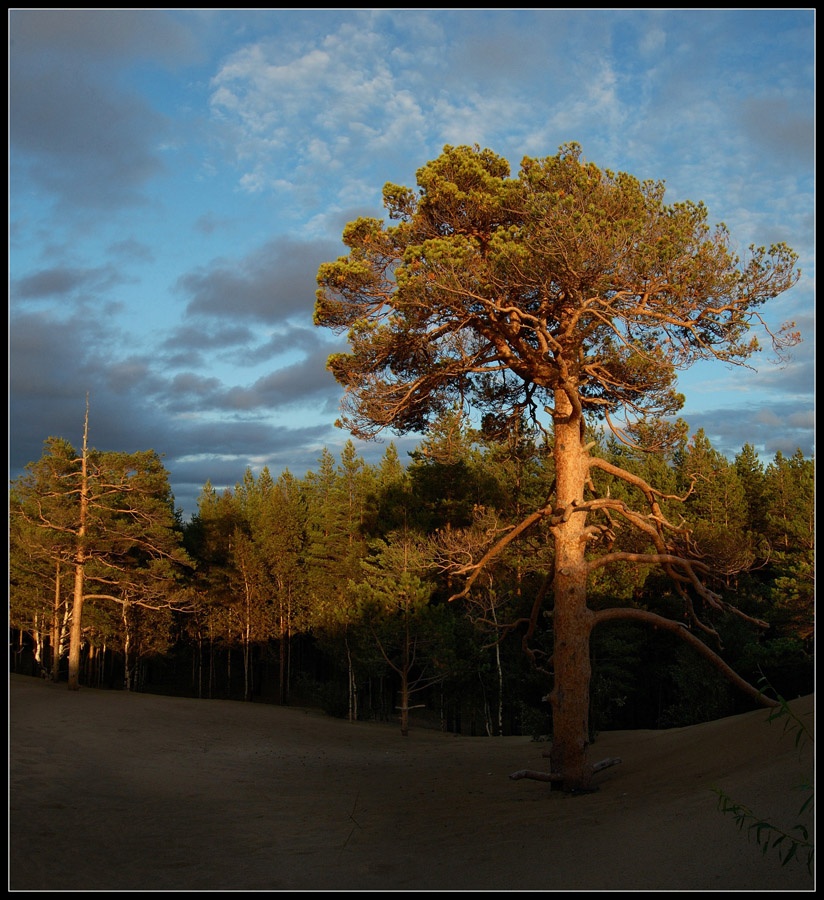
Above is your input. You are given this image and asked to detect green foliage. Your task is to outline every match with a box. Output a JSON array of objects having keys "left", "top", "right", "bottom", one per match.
[
  {"left": 11, "top": 419, "right": 814, "bottom": 733},
  {"left": 316, "top": 143, "right": 799, "bottom": 443},
  {"left": 10, "top": 434, "right": 192, "bottom": 686}
]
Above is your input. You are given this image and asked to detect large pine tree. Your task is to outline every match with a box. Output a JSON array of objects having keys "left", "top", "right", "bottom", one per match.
[{"left": 314, "top": 143, "right": 801, "bottom": 790}]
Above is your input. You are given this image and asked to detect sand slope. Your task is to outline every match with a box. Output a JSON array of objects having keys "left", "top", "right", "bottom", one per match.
[{"left": 9, "top": 674, "right": 814, "bottom": 891}]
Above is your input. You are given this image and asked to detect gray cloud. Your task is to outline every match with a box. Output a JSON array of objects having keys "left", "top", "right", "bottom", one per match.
[
  {"left": 14, "top": 264, "right": 127, "bottom": 300},
  {"left": 9, "top": 302, "right": 349, "bottom": 519},
  {"left": 237, "top": 325, "right": 345, "bottom": 367},
  {"left": 161, "top": 322, "right": 258, "bottom": 355},
  {"left": 193, "top": 212, "right": 235, "bottom": 235},
  {"left": 178, "top": 236, "right": 341, "bottom": 324},
  {"left": 222, "top": 354, "right": 339, "bottom": 411},
  {"left": 9, "top": 300, "right": 342, "bottom": 516},
  {"left": 9, "top": 10, "right": 201, "bottom": 66},
  {"left": 682, "top": 400, "right": 814, "bottom": 461},
  {"left": 159, "top": 346, "right": 340, "bottom": 415},
  {"left": 107, "top": 238, "right": 155, "bottom": 263},
  {"left": 738, "top": 97, "right": 814, "bottom": 168},
  {"left": 10, "top": 66, "right": 169, "bottom": 212},
  {"left": 8, "top": 10, "right": 201, "bottom": 213}
]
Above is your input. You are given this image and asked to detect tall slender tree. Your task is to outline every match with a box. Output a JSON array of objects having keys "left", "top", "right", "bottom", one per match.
[
  {"left": 302, "top": 446, "right": 375, "bottom": 720},
  {"left": 354, "top": 529, "right": 456, "bottom": 736},
  {"left": 763, "top": 450, "right": 814, "bottom": 646},
  {"left": 11, "top": 401, "right": 192, "bottom": 690},
  {"left": 256, "top": 469, "right": 308, "bottom": 703},
  {"left": 315, "top": 143, "right": 801, "bottom": 789}
]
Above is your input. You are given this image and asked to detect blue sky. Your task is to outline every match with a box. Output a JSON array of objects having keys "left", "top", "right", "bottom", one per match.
[{"left": 9, "top": 9, "right": 815, "bottom": 519}]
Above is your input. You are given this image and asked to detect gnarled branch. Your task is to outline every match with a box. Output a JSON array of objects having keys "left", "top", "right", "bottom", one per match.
[{"left": 591, "top": 607, "right": 779, "bottom": 708}]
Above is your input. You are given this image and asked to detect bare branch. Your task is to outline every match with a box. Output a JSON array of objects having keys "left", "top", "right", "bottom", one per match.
[{"left": 592, "top": 607, "right": 778, "bottom": 707}]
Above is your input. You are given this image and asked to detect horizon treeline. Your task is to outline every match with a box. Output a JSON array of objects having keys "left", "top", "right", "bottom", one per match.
[{"left": 9, "top": 413, "right": 814, "bottom": 735}]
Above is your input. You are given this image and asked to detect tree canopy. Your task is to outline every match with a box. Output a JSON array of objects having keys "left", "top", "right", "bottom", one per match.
[{"left": 315, "top": 143, "right": 799, "bottom": 448}]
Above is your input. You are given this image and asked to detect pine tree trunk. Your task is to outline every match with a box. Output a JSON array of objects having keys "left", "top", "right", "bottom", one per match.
[
  {"left": 345, "top": 632, "right": 355, "bottom": 722},
  {"left": 67, "top": 399, "right": 89, "bottom": 692},
  {"left": 243, "top": 573, "right": 252, "bottom": 702},
  {"left": 196, "top": 632, "right": 203, "bottom": 698},
  {"left": 51, "top": 563, "right": 62, "bottom": 681},
  {"left": 400, "top": 621, "right": 410, "bottom": 737},
  {"left": 286, "top": 592, "right": 292, "bottom": 705},
  {"left": 400, "top": 671, "right": 409, "bottom": 737},
  {"left": 123, "top": 603, "right": 132, "bottom": 691},
  {"left": 278, "top": 614, "right": 286, "bottom": 705},
  {"left": 33, "top": 613, "right": 44, "bottom": 675},
  {"left": 548, "top": 389, "right": 594, "bottom": 791},
  {"left": 86, "top": 641, "right": 95, "bottom": 685},
  {"left": 67, "top": 560, "right": 85, "bottom": 690}
]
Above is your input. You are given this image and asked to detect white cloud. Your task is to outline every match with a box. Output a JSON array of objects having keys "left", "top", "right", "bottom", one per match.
[{"left": 639, "top": 25, "right": 666, "bottom": 56}]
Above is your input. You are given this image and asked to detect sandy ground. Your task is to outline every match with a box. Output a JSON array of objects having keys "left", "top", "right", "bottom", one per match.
[{"left": 9, "top": 674, "right": 814, "bottom": 891}]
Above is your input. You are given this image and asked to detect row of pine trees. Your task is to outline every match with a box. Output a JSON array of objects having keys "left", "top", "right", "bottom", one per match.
[{"left": 10, "top": 412, "right": 813, "bottom": 734}]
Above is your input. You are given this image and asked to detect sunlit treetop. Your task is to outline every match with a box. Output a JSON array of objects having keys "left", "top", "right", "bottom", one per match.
[{"left": 315, "top": 143, "right": 800, "bottom": 448}]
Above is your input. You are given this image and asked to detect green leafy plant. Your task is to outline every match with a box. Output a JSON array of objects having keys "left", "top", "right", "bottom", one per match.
[{"left": 712, "top": 679, "right": 813, "bottom": 875}]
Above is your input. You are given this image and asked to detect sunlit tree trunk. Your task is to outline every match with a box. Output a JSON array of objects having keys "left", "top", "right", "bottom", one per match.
[
  {"left": 32, "top": 612, "right": 45, "bottom": 675},
  {"left": 548, "top": 388, "right": 595, "bottom": 791},
  {"left": 51, "top": 562, "right": 64, "bottom": 682},
  {"left": 122, "top": 601, "right": 132, "bottom": 691},
  {"left": 67, "top": 399, "right": 89, "bottom": 691}
]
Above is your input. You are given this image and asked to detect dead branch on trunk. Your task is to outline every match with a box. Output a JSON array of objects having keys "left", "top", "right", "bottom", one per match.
[
  {"left": 509, "top": 769, "right": 563, "bottom": 782},
  {"left": 509, "top": 757, "right": 621, "bottom": 782}
]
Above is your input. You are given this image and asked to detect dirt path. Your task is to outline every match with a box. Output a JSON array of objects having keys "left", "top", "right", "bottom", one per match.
[{"left": 9, "top": 675, "right": 814, "bottom": 890}]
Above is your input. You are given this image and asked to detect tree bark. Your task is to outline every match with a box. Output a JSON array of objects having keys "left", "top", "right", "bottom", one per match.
[
  {"left": 278, "top": 613, "right": 286, "bottom": 706},
  {"left": 32, "top": 613, "right": 44, "bottom": 674},
  {"left": 67, "top": 398, "right": 89, "bottom": 691},
  {"left": 122, "top": 601, "right": 132, "bottom": 691},
  {"left": 51, "top": 562, "right": 62, "bottom": 682},
  {"left": 548, "top": 387, "right": 595, "bottom": 791}
]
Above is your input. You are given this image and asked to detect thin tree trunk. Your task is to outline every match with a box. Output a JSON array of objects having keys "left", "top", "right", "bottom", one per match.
[
  {"left": 51, "top": 563, "right": 62, "bottom": 681},
  {"left": 491, "top": 604, "right": 504, "bottom": 736},
  {"left": 278, "top": 611, "right": 286, "bottom": 705},
  {"left": 86, "top": 640, "right": 95, "bottom": 685},
  {"left": 399, "top": 619, "right": 410, "bottom": 737},
  {"left": 400, "top": 670, "right": 410, "bottom": 737},
  {"left": 68, "top": 398, "right": 90, "bottom": 691},
  {"left": 345, "top": 631, "right": 355, "bottom": 722},
  {"left": 123, "top": 601, "right": 132, "bottom": 691},
  {"left": 33, "top": 612, "right": 44, "bottom": 675},
  {"left": 197, "top": 631, "right": 203, "bottom": 699},
  {"left": 286, "top": 588, "right": 293, "bottom": 705},
  {"left": 243, "top": 634, "right": 250, "bottom": 702},
  {"left": 242, "top": 571, "right": 252, "bottom": 702}
]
